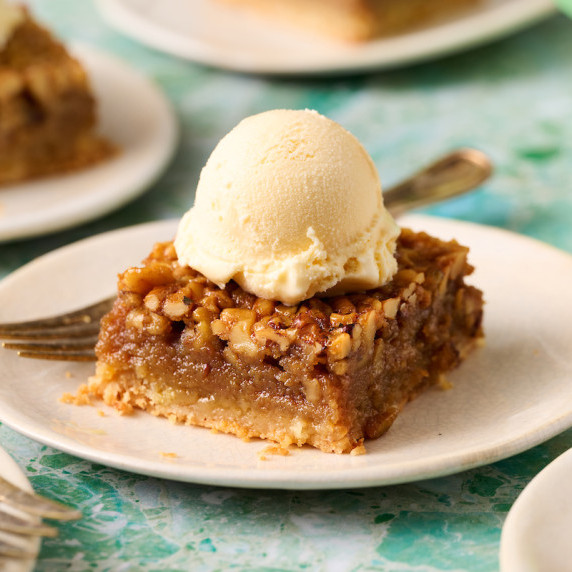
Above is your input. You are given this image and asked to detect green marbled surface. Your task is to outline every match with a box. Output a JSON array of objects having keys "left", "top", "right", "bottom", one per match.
[{"left": 1, "top": 1, "right": 572, "bottom": 570}]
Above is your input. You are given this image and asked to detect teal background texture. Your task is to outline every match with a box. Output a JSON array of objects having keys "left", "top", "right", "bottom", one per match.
[{"left": 1, "top": 1, "right": 572, "bottom": 570}]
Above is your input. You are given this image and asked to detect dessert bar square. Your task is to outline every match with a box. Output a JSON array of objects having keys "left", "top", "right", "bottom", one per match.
[
  {"left": 0, "top": 12, "right": 115, "bottom": 184},
  {"left": 80, "top": 228, "right": 484, "bottom": 454}
]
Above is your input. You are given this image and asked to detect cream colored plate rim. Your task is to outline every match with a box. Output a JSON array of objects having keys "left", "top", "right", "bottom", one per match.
[
  {"left": 500, "top": 447, "right": 572, "bottom": 572},
  {"left": 0, "top": 214, "right": 571, "bottom": 489},
  {"left": 96, "top": 0, "right": 557, "bottom": 74}
]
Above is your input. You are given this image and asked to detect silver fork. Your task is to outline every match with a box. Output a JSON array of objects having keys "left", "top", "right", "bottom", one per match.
[
  {"left": 0, "top": 474, "right": 81, "bottom": 559},
  {"left": 0, "top": 297, "right": 114, "bottom": 361},
  {"left": 0, "top": 148, "right": 492, "bottom": 362}
]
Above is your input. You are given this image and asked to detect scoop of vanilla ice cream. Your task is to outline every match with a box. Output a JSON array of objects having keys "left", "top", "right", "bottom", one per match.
[
  {"left": 175, "top": 109, "right": 400, "bottom": 305},
  {"left": 0, "top": 0, "right": 24, "bottom": 49}
]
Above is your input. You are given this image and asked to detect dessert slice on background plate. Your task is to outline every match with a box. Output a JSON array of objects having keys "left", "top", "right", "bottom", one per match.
[
  {"left": 76, "top": 110, "right": 484, "bottom": 454},
  {"left": 216, "top": 0, "right": 482, "bottom": 43},
  {"left": 96, "top": 0, "right": 556, "bottom": 75},
  {"left": 0, "top": 1, "right": 178, "bottom": 243},
  {"left": 0, "top": 0, "right": 116, "bottom": 185}
]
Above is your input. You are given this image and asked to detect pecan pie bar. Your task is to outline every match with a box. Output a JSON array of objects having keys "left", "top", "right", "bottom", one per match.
[
  {"left": 218, "top": 0, "right": 481, "bottom": 42},
  {"left": 0, "top": 11, "right": 115, "bottom": 185},
  {"left": 79, "top": 228, "right": 484, "bottom": 454}
]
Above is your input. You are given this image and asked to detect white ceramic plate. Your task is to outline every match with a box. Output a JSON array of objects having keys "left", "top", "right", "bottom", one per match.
[
  {"left": 500, "top": 447, "right": 572, "bottom": 572},
  {"left": 0, "top": 215, "right": 572, "bottom": 490},
  {"left": 0, "top": 44, "right": 177, "bottom": 243},
  {"left": 0, "top": 446, "right": 39, "bottom": 572},
  {"left": 96, "top": 0, "right": 556, "bottom": 74}
]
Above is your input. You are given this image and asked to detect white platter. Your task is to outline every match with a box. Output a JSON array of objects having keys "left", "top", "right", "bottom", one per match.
[
  {"left": 0, "top": 446, "right": 39, "bottom": 572},
  {"left": 0, "top": 44, "right": 177, "bottom": 242},
  {"left": 0, "top": 215, "right": 571, "bottom": 489},
  {"left": 500, "top": 447, "right": 572, "bottom": 572},
  {"left": 96, "top": 0, "right": 556, "bottom": 74}
]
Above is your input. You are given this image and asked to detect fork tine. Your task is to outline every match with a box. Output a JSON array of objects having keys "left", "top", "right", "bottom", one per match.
[
  {"left": 3, "top": 339, "right": 98, "bottom": 360},
  {"left": 0, "top": 296, "right": 114, "bottom": 360},
  {"left": 0, "top": 323, "right": 101, "bottom": 341},
  {"left": 0, "top": 296, "right": 115, "bottom": 335},
  {"left": 0, "top": 510, "right": 57, "bottom": 537},
  {"left": 2, "top": 339, "right": 98, "bottom": 352},
  {"left": 0, "top": 477, "right": 82, "bottom": 521},
  {"left": 0, "top": 538, "right": 37, "bottom": 559},
  {"left": 13, "top": 348, "right": 96, "bottom": 361}
]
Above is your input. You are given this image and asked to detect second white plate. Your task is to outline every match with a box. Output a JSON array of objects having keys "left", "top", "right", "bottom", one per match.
[
  {"left": 500, "top": 447, "right": 572, "bottom": 572},
  {"left": 0, "top": 215, "right": 571, "bottom": 489},
  {"left": 96, "top": 0, "right": 556, "bottom": 74},
  {"left": 0, "top": 44, "right": 177, "bottom": 242}
]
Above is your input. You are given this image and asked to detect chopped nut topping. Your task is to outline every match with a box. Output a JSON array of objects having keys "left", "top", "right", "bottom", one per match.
[{"left": 107, "top": 229, "right": 482, "bottom": 381}]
